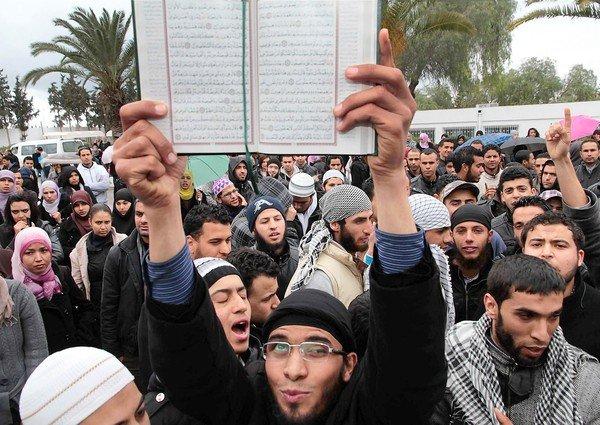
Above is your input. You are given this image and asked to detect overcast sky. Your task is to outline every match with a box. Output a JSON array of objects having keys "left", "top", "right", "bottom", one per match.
[{"left": 1, "top": 0, "right": 599, "bottom": 127}]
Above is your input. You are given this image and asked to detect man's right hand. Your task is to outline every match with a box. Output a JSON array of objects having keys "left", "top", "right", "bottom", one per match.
[
  {"left": 113, "top": 101, "right": 187, "bottom": 209},
  {"left": 546, "top": 108, "right": 572, "bottom": 161}
]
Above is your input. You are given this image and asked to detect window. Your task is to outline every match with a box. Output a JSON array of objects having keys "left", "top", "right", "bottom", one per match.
[
  {"left": 40, "top": 143, "right": 57, "bottom": 154},
  {"left": 443, "top": 127, "right": 475, "bottom": 140},
  {"left": 484, "top": 125, "right": 519, "bottom": 135},
  {"left": 62, "top": 140, "right": 83, "bottom": 153},
  {"left": 409, "top": 129, "right": 436, "bottom": 142},
  {"left": 21, "top": 145, "right": 35, "bottom": 156}
]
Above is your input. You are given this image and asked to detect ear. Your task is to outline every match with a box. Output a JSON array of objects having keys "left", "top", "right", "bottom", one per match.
[
  {"left": 342, "top": 352, "right": 358, "bottom": 383},
  {"left": 461, "top": 164, "right": 469, "bottom": 175},
  {"left": 577, "top": 249, "right": 585, "bottom": 267},
  {"left": 330, "top": 221, "right": 341, "bottom": 233},
  {"left": 532, "top": 187, "right": 538, "bottom": 196},
  {"left": 186, "top": 235, "right": 195, "bottom": 249},
  {"left": 487, "top": 230, "right": 493, "bottom": 244},
  {"left": 483, "top": 293, "right": 499, "bottom": 319}
]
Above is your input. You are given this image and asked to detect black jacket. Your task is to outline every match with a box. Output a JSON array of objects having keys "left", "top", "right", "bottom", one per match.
[
  {"left": 254, "top": 240, "right": 299, "bottom": 301},
  {"left": 0, "top": 219, "right": 64, "bottom": 264},
  {"left": 576, "top": 163, "right": 600, "bottom": 189},
  {"left": 491, "top": 211, "right": 517, "bottom": 253},
  {"left": 101, "top": 229, "right": 145, "bottom": 357},
  {"left": 350, "top": 157, "right": 370, "bottom": 189},
  {"left": 146, "top": 247, "right": 447, "bottom": 425},
  {"left": 57, "top": 216, "right": 84, "bottom": 261},
  {"left": 37, "top": 263, "right": 96, "bottom": 353},
  {"left": 228, "top": 156, "right": 256, "bottom": 203},
  {"left": 449, "top": 245, "right": 498, "bottom": 323},
  {"left": 38, "top": 198, "right": 71, "bottom": 227},
  {"left": 290, "top": 204, "right": 322, "bottom": 240},
  {"left": 410, "top": 175, "right": 438, "bottom": 196}
]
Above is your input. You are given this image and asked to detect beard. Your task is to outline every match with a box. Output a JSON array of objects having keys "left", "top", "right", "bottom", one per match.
[
  {"left": 495, "top": 311, "right": 545, "bottom": 367},
  {"left": 256, "top": 231, "right": 286, "bottom": 255},
  {"left": 339, "top": 225, "right": 368, "bottom": 254},
  {"left": 455, "top": 244, "right": 489, "bottom": 271},
  {"left": 561, "top": 264, "right": 578, "bottom": 286},
  {"left": 270, "top": 369, "right": 345, "bottom": 425}
]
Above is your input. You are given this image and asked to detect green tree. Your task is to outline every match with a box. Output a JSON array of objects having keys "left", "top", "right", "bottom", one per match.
[
  {"left": 48, "top": 80, "right": 65, "bottom": 130},
  {"left": 494, "top": 58, "right": 562, "bottom": 105},
  {"left": 23, "top": 7, "right": 135, "bottom": 133},
  {"left": 511, "top": 0, "right": 600, "bottom": 28},
  {"left": 0, "top": 70, "right": 14, "bottom": 143},
  {"left": 415, "top": 83, "right": 455, "bottom": 110},
  {"left": 559, "top": 64, "right": 600, "bottom": 102},
  {"left": 10, "top": 77, "right": 38, "bottom": 141},
  {"left": 61, "top": 74, "right": 90, "bottom": 128}
]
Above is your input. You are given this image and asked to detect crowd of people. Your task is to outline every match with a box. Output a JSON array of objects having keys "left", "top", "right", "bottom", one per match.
[{"left": 2, "top": 29, "right": 600, "bottom": 424}]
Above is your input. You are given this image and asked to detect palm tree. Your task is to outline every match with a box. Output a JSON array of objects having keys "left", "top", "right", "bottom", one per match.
[
  {"left": 510, "top": 0, "right": 600, "bottom": 29},
  {"left": 23, "top": 7, "right": 136, "bottom": 133}
]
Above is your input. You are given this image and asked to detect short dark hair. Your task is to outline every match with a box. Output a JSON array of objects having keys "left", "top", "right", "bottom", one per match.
[
  {"left": 451, "top": 146, "right": 483, "bottom": 172},
  {"left": 527, "top": 128, "right": 540, "bottom": 138},
  {"left": 268, "top": 157, "right": 281, "bottom": 168},
  {"left": 521, "top": 211, "right": 585, "bottom": 251},
  {"left": 5, "top": 193, "right": 39, "bottom": 225},
  {"left": 407, "top": 147, "right": 421, "bottom": 156},
  {"left": 482, "top": 145, "right": 501, "bottom": 156},
  {"left": 420, "top": 148, "right": 438, "bottom": 158},
  {"left": 514, "top": 150, "right": 533, "bottom": 164},
  {"left": 487, "top": 254, "right": 566, "bottom": 306},
  {"left": 77, "top": 147, "right": 92, "bottom": 156},
  {"left": 348, "top": 290, "right": 370, "bottom": 360},
  {"left": 580, "top": 137, "right": 600, "bottom": 151},
  {"left": 498, "top": 166, "right": 533, "bottom": 192},
  {"left": 536, "top": 152, "right": 550, "bottom": 159},
  {"left": 281, "top": 155, "right": 293, "bottom": 161},
  {"left": 23, "top": 156, "right": 33, "bottom": 162},
  {"left": 89, "top": 203, "right": 111, "bottom": 219},
  {"left": 327, "top": 155, "right": 344, "bottom": 166},
  {"left": 439, "top": 138, "right": 456, "bottom": 149},
  {"left": 471, "top": 140, "right": 484, "bottom": 147},
  {"left": 227, "top": 248, "right": 279, "bottom": 293},
  {"left": 361, "top": 177, "right": 374, "bottom": 201},
  {"left": 513, "top": 196, "right": 551, "bottom": 214},
  {"left": 434, "top": 173, "right": 459, "bottom": 195},
  {"left": 183, "top": 204, "right": 231, "bottom": 236}
]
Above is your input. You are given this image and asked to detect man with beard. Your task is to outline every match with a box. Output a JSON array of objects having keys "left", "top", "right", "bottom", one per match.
[
  {"left": 289, "top": 172, "right": 321, "bottom": 239},
  {"left": 410, "top": 148, "right": 439, "bottom": 196},
  {"left": 448, "top": 204, "right": 501, "bottom": 323},
  {"left": 184, "top": 204, "right": 232, "bottom": 260},
  {"left": 430, "top": 254, "right": 600, "bottom": 424},
  {"left": 576, "top": 138, "right": 600, "bottom": 188},
  {"left": 247, "top": 196, "right": 299, "bottom": 299},
  {"left": 228, "top": 155, "right": 256, "bottom": 202},
  {"left": 452, "top": 146, "right": 484, "bottom": 184},
  {"left": 491, "top": 166, "right": 536, "bottom": 252},
  {"left": 286, "top": 184, "right": 373, "bottom": 307},
  {"left": 213, "top": 177, "right": 246, "bottom": 219},
  {"left": 114, "top": 29, "right": 447, "bottom": 424}
]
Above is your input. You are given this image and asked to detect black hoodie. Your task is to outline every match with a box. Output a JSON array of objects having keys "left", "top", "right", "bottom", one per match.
[
  {"left": 58, "top": 165, "right": 97, "bottom": 211},
  {"left": 228, "top": 156, "right": 255, "bottom": 202}
]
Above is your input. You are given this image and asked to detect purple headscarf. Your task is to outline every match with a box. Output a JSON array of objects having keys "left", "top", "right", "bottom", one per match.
[{"left": 0, "top": 170, "right": 16, "bottom": 218}]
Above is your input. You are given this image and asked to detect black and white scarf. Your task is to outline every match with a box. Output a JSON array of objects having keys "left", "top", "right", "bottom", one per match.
[{"left": 446, "top": 314, "right": 588, "bottom": 424}]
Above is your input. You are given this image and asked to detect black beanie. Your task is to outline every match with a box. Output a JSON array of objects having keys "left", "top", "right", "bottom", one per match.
[
  {"left": 194, "top": 258, "right": 241, "bottom": 288},
  {"left": 246, "top": 196, "right": 286, "bottom": 232},
  {"left": 451, "top": 204, "right": 492, "bottom": 230},
  {"left": 263, "top": 289, "right": 355, "bottom": 353}
]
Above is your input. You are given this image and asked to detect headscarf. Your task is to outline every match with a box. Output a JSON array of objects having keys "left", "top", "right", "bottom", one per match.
[
  {"left": 39, "top": 180, "right": 61, "bottom": 215},
  {"left": 58, "top": 166, "right": 84, "bottom": 191},
  {"left": 0, "top": 170, "right": 16, "bottom": 217},
  {"left": 112, "top": 188, "right": 136, "bottom": 235},
  {"left": 12, "top": 227, "right": 61, "bottom": 301},
  {"left": 179, "top": 169, "right": 195, "bottom": 201},
  {"left": 70, "top": 190, "right": 93, "bottom": 236},
  {"left": 408, "top": 194, "right": 455, "bottom": 331}
]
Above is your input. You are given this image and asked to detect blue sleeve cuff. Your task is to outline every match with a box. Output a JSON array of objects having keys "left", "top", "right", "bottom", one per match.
[
  {"left": 375, "top": 229, "right": 425, "bottom": 274},
  {"left": 147, "top": 244, "right": 195, "bottom": 304}
]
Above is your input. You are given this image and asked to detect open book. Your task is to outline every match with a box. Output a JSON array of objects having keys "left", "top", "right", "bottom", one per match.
[{"left": 133, "top": 0, "right": 381, "bottom": 155}]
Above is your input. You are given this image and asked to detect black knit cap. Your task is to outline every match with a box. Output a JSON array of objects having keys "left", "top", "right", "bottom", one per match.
[
  {"left": 263, "top": 289, "right": 355, "bottom": 353},
  {"left": 450, "top": 204, "right": 492, "bottom": 230}
]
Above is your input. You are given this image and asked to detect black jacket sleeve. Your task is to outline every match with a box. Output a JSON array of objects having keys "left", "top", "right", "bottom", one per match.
[
  {"left": 146, "top": 271, "right": 255, "bottom": 424},
  {"left": 101, "top": 246, "right": 123, "bottom": 356},
  {"left": 363, "top": 246, "right": 447, "bottom": 423}
]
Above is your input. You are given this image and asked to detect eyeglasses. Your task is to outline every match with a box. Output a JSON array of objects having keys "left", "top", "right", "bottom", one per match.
[
  {"left": 262, "top": 341, "right": 347, "bottom": 362},
  {"left": 221, "top": 189, "right": 239, "bottom": 199}
]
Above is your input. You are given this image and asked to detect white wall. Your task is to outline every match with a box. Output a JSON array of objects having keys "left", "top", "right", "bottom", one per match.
[{"left": 411, "top": 100, "right": 600, "bottom": 141}]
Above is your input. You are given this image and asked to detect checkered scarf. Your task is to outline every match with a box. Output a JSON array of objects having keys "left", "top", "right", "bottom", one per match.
[
  {"left": 289, "top": 220, "right": 332, "bottom": 292},
  {"left": 446, "top": 314, "right": 586, "bottom": 424}
]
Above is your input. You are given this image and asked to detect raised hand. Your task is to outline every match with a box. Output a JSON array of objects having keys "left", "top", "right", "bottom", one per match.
[
  {"left": 545, "top": 108, "right": 572, "bottom": 160},
  {"left": 333, "top": 29, "right": 417, "bottom": 180},
  {"left": 112, "top": 101, "right": 187, "bottom": 209}
]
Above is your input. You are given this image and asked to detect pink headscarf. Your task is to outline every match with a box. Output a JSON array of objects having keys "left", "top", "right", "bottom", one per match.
[{"left": 11, "top": 227, "right": 61, "bottom": 300}]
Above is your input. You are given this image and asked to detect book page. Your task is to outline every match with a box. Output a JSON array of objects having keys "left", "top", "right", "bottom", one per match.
[
  {"left": 134, "top": 0, "right": 252, "bottom": 154},
  {"left": 256, "top": 0, "right": 379, "bottom": 155}
]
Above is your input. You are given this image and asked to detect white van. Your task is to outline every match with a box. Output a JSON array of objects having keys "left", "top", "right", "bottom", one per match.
[{"left": 10, "top": 139, "right": 85, "bottom": 165}]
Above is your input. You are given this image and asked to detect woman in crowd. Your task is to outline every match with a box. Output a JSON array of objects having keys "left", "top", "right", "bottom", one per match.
[
  {"left": 0, "top": 194, "right": 64, "bottom": 263},
  {"left": 46, "top": 163, "right": 62, "bottom": 183},
  {"left": 38, "top": 180, "right": 69, "bottom": 227},
  {"left": 112, "top": 188, "right": 136, "bottom": 235},
  {"left": 0, "top": 276, "right": 48, "bottom": 424},
  {"left": 0, "top": 170, "right": 16, "bottom": 221},
  {"left": 256, "top": 154, "right": 269, "bottom": 178},
  {"left": 527, "top": 127, "right": 541, "bottom": 138},
  {"left": 11, "top": 226, "right": 94, "bottom": 354},
  {"left": 70, "top": 204, "right": 126, "bottom": 346},
  {"left": 179, "top": 169, "right": 199, "bottom": 220},
  {"left": 57, "top": 165, "right": 97, "bottom": 210},
  {"left": 58, "top": 190, "right": 93, "bottom": 260}
]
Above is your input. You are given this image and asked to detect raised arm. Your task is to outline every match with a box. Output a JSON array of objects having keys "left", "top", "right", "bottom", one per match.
[{"left": 335, "top": 29, "right": 446, "bottom": 422}]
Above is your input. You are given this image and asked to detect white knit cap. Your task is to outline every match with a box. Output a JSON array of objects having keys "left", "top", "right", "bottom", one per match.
[
  {"left": 289, "top": 172, "right": 315, "bottom": 197},
  {"left": 408, "top": 194, "right": 451, "bottom": 231},
  {"left": 20, "top": 347, "right": 134, "bottom": 424},
  {"left": 322, "top": 169, "right": 345, "bottom": 184}
]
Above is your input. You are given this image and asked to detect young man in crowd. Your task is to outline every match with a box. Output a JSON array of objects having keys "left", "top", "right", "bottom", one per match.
[
  {"left": 228, "top": 247, "right": 281, "bottom": 344},
  {"left": 327, "top": 155, "right": 345, "bottom": 172},
  {"left": 287, "top": 184, "right": 373, "bottom": 307},
  {"left": 438, "top": 138, "right": 456, "bottom": 173},
  {"left": 431, "top": 254, "right": 600, "bottom": 424},
  {"left": 540, "top": 189, "right": 563, "bottom": 213},
  {"left": 534, "top": 152, "right": 550, "bottom": 180},
  {"left": 294, "top": 155, "right": 318, "bottom": 177},
  {"left": 491, "top": 166, "right": 536, "bottom": 252},
  {"left": 213, "top": 177, "right": 246, "bottom": 219},
  {"left": 322, "top": 169, "right": 346, "bottom": 193},
  {"left": 510, "top": 196, "right": 551, "bottom": 254},
  {"left": 438, "top": 178, "right": 479, "bottom": 216},
  {"left": 405, "top": 147, "right": 421, "bottom": 179},
  {"left": 278, "top": 155, "right": 298, "bottom": 185},
  {"left": 183, "top": 203, "right": 232, "bottom": 260},
  {"left": 575, "top": 137, "right": 600, "bottom": 188},
  {"left": 77, "top": 147, "right": 110, "bottom": 204},
  {"left": 448, "top": 204, "right": 500, "bottom": 323},
  {"left": 228, "top": 155, "right": 255, "bottom": 202},
  {"left": 452, "top": 146, "right": 484, "bottom": 183},
  {"left": 266, "top": 157, "right": 281, "bottom": 178},
  {"left": 410, "top": 148, "right": 439, "bottom": 196},
  {"left": 470, "top": 140, "right": 483, "bottom": 151},
  {"left": 21, "top": 156, "right": 38, "bottom": 190},
  {"left": 101, "top": 200, "right": 148, "bottom": 389},
  {"left": 477, "top": 145, "right": 502, "bottom": 201},
  {"left": 247, "top": 196, "right": 299, "bottom": 300},
  {"left": 515, "top": 149, "right": 536, "bottom": 172},
  {"left": 288, "top": 172, "right": 321, "bottom": 238},
  {"left": 350, "top": 155, "right": 370, "bottom": 189},
  {"left": 112, "top": 29, "right": 447, "bottom": 423}
]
